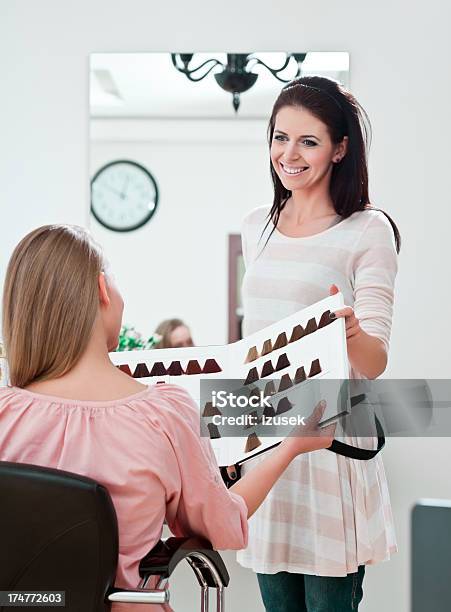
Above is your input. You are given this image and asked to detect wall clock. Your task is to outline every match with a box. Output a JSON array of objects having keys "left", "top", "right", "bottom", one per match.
[{"left": 91, "top": 160, "right": 159, "bottom": 232}]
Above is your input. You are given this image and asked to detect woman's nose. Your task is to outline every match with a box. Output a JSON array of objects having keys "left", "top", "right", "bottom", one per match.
[{"left": 284, "top": 143, "right": 301, "bottom": 162}]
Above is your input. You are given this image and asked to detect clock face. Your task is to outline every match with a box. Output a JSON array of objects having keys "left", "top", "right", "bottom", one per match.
[{"left": 91, "top": 160, "right": 159, "bottom": 232}]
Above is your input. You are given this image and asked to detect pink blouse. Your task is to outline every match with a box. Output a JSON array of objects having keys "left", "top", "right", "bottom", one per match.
[{"left": 0, "top": 384, "right": 248, "bottom": 611}]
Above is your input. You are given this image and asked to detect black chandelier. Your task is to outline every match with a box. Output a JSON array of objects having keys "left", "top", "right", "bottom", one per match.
[{"left": 171, "top": 53, "right": 307, "bottom": 112}]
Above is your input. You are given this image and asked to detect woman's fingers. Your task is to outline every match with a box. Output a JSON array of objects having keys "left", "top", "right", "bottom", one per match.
[
  {"left": 304, "top": 400, "right": 326, "bottom": 429},
  {"left": 329, "top": 284, "right": 340, "bottom": 296}
]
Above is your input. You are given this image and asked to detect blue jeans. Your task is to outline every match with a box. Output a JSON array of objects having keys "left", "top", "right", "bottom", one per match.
[{"left": 256, "top": 567, "right": 365, "bottom": 612}]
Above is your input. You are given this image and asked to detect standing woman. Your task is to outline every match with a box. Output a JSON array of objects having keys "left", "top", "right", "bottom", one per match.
[{"left": 237, "top": 76, "right": 400, "bottom": 611}]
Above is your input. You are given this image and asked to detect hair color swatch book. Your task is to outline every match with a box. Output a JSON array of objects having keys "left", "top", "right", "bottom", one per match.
[{"left": 109, "top": 293, "right": 350, "bottom": 465}]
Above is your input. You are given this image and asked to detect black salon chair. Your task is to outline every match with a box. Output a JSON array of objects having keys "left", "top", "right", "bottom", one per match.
[{"left": 0, "top": 461, "right": 229, "bottom": 611}]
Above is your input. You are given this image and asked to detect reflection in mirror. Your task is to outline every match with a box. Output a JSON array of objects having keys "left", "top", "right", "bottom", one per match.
[{"left": 89, "top": 52, "right": 349, "bottom": 346}]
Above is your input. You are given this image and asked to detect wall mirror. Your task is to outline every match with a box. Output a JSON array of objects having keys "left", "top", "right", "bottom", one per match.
[{"left": 89, "top": 52, "right": 349, "bottom": 345}]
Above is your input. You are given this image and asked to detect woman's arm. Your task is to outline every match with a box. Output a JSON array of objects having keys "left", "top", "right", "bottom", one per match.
[
  {"left": 329, "top": 288, "right": 388, "bottom": 379},
  {"left": 330, "top": 213, "right": 398, "bottom": 379},
  {"left": 230, "top": 402, "right": 335, "bottom": 517}
]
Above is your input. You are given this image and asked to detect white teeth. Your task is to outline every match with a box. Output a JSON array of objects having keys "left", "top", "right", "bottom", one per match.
[{"left": 281, "top": 163, "right": 308, "bottom": 175}]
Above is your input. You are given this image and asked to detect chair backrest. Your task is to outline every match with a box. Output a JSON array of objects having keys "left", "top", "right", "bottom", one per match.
[{"left": 0, "top": 461, "right": 118, "bottom": 612}]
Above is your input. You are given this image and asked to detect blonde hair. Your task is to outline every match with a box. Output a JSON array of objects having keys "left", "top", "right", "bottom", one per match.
[{"left": 2, "top": 225, "right": 105, "bottom": 388}]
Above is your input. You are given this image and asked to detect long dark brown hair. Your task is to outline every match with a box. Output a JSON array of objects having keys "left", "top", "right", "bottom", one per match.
[{"left": 264, "top": 76, "right": 401, "bottom": 252}]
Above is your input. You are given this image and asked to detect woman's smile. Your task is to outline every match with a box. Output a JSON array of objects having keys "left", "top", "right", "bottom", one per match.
[{"left": 279, "top": 161, "right": 309, "bottom": 176}]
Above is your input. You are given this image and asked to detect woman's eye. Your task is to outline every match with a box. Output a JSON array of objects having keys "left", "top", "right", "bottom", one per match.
[
  {"left": 302, "top": 139, "right": 317, "bottom": 147},
  {"left": 274, "top": 134, "right": 287, "bottom": 142}
]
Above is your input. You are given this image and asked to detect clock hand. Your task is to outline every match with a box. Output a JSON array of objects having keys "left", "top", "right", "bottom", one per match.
[
  {"left": 102, "top": 183, "right": 123, "bottom": 198},
  {"left": 120, "top": 175, "right": 130, "bottom": 200}
]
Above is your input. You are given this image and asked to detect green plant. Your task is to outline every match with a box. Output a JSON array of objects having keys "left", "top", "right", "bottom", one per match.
[{"left": 116, "top": 325, "right": 160, "bottom": 352}]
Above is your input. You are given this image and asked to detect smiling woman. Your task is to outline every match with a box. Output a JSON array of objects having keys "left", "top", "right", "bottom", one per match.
[{"left": 238, "top": 76, "right": 401, "bottom": 612}]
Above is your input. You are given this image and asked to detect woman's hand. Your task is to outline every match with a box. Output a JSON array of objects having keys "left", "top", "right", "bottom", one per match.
[
  {"left": 329, "top": 284, "right": 362, "bottom": 341},
  {"left": 280, "top": 400, "right": 336, "bottom": 460},
  {"left": 229, "top": 401, "right": 335, "bottom": 517}
]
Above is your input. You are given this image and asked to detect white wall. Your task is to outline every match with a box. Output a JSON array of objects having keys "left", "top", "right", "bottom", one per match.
[{"left": 1, "top": 1, "right": 451, "bottom": 611}]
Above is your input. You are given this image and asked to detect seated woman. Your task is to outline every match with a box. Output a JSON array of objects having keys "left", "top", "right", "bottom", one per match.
[
  {"left": 153, "top": 318, "right": 195, "bottom": 349},
  {"left": 0, "top": 225, "right": 334, "bottom": 610}
]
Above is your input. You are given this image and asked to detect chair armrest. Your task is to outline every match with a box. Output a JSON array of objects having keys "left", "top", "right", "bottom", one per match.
[
  {"left": 139, "top": 536, "right": 230, "bottom": 588},
  {"left": 107, "top": 588, "right": 169, "bottom": 605}
]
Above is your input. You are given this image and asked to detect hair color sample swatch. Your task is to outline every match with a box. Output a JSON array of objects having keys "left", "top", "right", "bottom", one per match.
[
  {"left": 304, "top": 317, "right": 318, "bottom": 335},
  {"left": 245, "top": 433, "right": 262, "bottom": 453},
  {"left": 279, "top": 373, "right": 293, "bottom": 392},
  {"left": 273, "top": 332, "right": 288, "bottom": 351},
  {"left": 275, "top": 353, "right": 290, "bottom": 372},
  {"left": 245, "top": 346, "right": 259, "bottom": 363},
  {"left": 133, "top": 363, "right": 150, "bottom": 378},
  {"left": 289, "top": 325, "right": 305, "bottom": 343},
  {"left": 186, "top": 359, "right": 202, "bottom": 375},
  {"left": 263, "top": 402, "right": 276, "bottom": 418},
  {"left": 318, "top": 310, "right": 332, "bottom": 328},
  {"left": 294, "top": 366, "right": 307, "bottom": 384},
  {"left": 167, "top": 361, "right": 184, "bottom": 376},
  {"left": 244, "top": 367, "right": 259, "bottom": 386},
  {"left": 276, "top": 397, "right": 293, "bottom": 415},
  {"left": 261, "top": 360, "right": 275, "bottom": 378},
  {"left": 203, "top": 402, "right": 222, "bottom": 417},
  {"left": 203, "top": 359, "right": 222, "bottom": 374},
  {"left": 308, "top": 358, "right": 322, "bottom": 377},
  {"left": 119, "top": 364, "right": 133, "bottom": 377},
  {"left": 261, "top": 339, "right": 273, "bottom": 356},
  {"left": 208, "top": 423, "right": 221, "bottom": 439},
  {"left": 150, "top": 361, "right": 167, "bottom": 377},
  {"left": 264, "top": 381, "right": 277, "bottom": 397}
]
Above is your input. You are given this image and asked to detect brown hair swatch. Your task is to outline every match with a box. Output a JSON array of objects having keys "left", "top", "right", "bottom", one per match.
[
  {"left": 133, "top": 363, "right": 150, "bottom": 378},
  {"left": 294, "top": 366, "right": 307, "bottom": 384},
  {"left": 244, "top": 367, "right": 259, "bottom": 385},
  {"left": 261, "top": 339, "right": 273, "bottom": 356},
  {"left": 308, "top": 358, "right": 322, "bottom": 377},
  {"left": 276, "top": 397, "right": 293, "bottom": 415},
  {"left": 245, "top": 346, "right": 259, "bottom": 363},
  {"left": 261, "top": 360, "right": 275, "bottom": 378},
  {"left": 273, "top": 332, "right": 288, "bottom": 350},
  {"left": 264, "top": 381, "right": 277, "bottom": 396},
  {"left": 118, "top": 364, "right": 132, "bottom": 377},
  {"left": 207, "top": 423, "right": 221, "bottom": 439},
  {"left": 279, "top": 373, "right": 293, "bottom": 392},
  {"left": 167, "top": 361, "right": 184, "bottom": 376},
  {"left": 245, "top": 433, "right": 262, "bottom": 453},
  {"left": 203, "top": 359, "right": 222, "bottom": 374},
  {"left": 289, "top": 324, "right": 305, "bottom": 343},
  {"left": 304, "top": 317, "right": 318, "bottom": 335},
  {"left": 149, "top": 361, "right": 167, "bottom": 377},
  {"left": 318, "top": 310, "right": 332, "bottom": 328},
  {"left": 263, "top": 402, "right": 276, "bottom": 418},
  {"left": 202, "top": 402, "right": 222, "bottom": 417},
  {"left": 186, "top": 359, "right": 202, "bottom": 375},
  {"left": 275, "top": 353, "right": 290, "bottom": 371}
]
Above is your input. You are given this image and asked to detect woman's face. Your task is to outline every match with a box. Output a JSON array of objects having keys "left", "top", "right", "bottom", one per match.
[
  {"left": 270, "top": 105, "right": 345, "bottom": 193},
  {"left": 169, "top": 325, "right": 194, "bottom": 348}
]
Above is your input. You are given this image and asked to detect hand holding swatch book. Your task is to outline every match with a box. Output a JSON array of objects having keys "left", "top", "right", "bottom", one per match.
[{"left": 110, "top": 294, "right": 350, "bottom": 465}]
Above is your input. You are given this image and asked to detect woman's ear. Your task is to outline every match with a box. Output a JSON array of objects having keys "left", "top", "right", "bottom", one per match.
[
  {"left": 98, "top": 273, "right": 110, "bottom": 307},
  {"left": 335, "top": 136, "right": 349, "bottom": 162}
]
